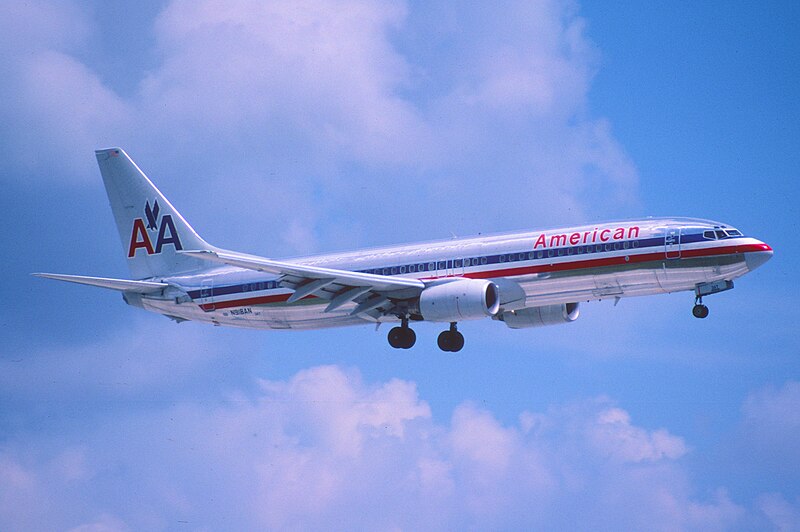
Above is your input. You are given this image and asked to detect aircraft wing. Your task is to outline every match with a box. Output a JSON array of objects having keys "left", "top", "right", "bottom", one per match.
[
  {"left": 33, "top": 273, "right": 169, "bottom": 293},
  {"left": 181, "top": 249, "right": 425, "bottom": 315}
]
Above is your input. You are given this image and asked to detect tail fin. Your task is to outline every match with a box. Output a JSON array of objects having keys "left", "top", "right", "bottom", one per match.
[{"left": 96, "top": 147, "right": 215, "bottom": 279}]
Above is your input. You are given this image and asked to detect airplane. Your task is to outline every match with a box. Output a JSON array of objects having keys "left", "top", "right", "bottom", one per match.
[{"left": 35, "top": 148, "right": 773, "bottom": 352}]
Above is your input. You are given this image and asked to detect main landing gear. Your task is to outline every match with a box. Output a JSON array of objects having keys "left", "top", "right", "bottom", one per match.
[
  {"left": 437, "top": 322, "right": 465, "bottom": 352},
  {"left": 387, "top": 320, "right": 465, "bottom": 352},
  {"left": 388, "top": 318, "right": 416, "bottom": 349},
  {"left": 692, "top": 296, "right": 709, "bottom": 319}
]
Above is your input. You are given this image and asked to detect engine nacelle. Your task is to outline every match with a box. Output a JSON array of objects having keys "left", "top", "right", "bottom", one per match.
[
  {"left": 499, "top": 303, "right": 580, "bottom": 329},
  {"left": 419, "top": 279, "right": 500, "bottom": 322}
]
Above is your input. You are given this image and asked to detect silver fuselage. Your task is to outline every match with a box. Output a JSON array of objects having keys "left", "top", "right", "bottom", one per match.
[{"left": 133, "top": 217, "right": 772, "bottom": 330}]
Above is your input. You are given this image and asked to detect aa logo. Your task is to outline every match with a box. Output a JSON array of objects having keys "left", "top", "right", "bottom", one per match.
[{"left": 128, "top": 200, "right": 183, "bottom": 257}]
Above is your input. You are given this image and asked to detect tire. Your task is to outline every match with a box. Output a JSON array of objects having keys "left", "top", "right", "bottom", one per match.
[
  {"left": 388, "top": 326, "right": 405, "bottom": 348},
  {"left": 692, "top": 304, "right": 709, "bottom": 319},
  {"left": 437, "top": 331, "right": 452, "bottom": 352},
  {"left": 450, "top": 331, "right": 464, "bottom": 352},
  {"left": 437, "top": 330, "right": 464, "bottom": 352},
  {"left": 401, "top": 328, "right": 417, "bottom": 349}
]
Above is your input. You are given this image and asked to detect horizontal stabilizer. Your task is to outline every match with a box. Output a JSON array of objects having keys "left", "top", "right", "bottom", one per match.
[{"left": 33, "top": 273, "right": 169, "bottom": 293}]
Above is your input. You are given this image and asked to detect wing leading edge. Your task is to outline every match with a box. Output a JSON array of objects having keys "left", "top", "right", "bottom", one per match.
[
  {"left": 32, "top": 273, "right": 169, "bottom": 293},
  {"left": 181, "top": 249, "right": 426, "bottom": 317}
]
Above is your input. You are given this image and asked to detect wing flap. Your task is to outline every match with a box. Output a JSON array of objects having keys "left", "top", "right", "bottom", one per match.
[{"left": 33, "top": 273, "right": 169, "bottom": 293}]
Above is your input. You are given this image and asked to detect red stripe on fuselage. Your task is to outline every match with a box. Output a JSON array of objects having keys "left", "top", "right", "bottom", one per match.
[
  {"left": 198, "top": 242, "right": 769, "bottom": 311},
  {"left": 465, "top": 242, "right": 768, "bottom": 280}
]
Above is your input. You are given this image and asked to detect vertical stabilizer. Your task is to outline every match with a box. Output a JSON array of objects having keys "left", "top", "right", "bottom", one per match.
[{"left": 96, "top": 147, "right": 214, "bottom": 279}]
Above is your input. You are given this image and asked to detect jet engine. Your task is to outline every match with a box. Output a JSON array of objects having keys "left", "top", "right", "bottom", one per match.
[
  {"left": 419, "top": 279, "right": 500, "bottom": 322},
  {"left": 498, "top": 303, "right": 579, "bottom": 329}
]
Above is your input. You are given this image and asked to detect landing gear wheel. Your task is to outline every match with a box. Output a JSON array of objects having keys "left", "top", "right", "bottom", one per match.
[
  {"left": 450, "top": 331, "right": 464, "bottom": 352},
  {"left": 437, "top": 331, "right": 451, "bottom": 351},
  {"left": 437, "top": 323, "right": 464, "bottom": 352},
  {"left": 388, "top": 327, "right": 405, "bottom": 348},
  {"left": 388, "top": 325, "right": 416, "bottom": 349},
  {"left": 692, "top": 304, "right": 709, "bottom": 319}
]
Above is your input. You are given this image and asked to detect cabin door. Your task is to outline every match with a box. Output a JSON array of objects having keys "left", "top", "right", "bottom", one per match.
[
  {"left": 664, "top": 228, "right": 682, "bottom": 259},
  {"left": 200, "top": 279, "right": 215, "bottom": 310}
]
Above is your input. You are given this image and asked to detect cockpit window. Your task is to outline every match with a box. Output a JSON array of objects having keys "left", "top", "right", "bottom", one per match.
[
  {"left": 703, "top": 230, "right": 716, "bottom": 240},
  {"left": 725, "top": 229, "right": 742, "bottom": 237},
  {"left": 715, "top": 230, "right": 726, "bottom": 239}
]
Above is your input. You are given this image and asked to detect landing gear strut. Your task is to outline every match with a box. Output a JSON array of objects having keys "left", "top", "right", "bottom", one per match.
[
  {"left": 437, "top": 322, "right": 465, "bottom": 352},
  {"left": 692, "top": 296, "right": 709, "bottom": 319},
  {"left": 388, "top": 318, "right": 416, "bottom": 349}
]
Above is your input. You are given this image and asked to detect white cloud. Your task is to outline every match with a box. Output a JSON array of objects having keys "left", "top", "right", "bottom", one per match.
[
  {"left": 12, "top": 51, "right": 132, "bottom": 176},
  {"left": 1, "top": 0, "right": 638, "bottom": 255},
  {"left": 0, "top": 318, "right": 224, "bottom": 400},
  {"left": 0, "top": 365, "right": 744, "bottom": 530},
  {"left": 588, "top": 406, "right": 687, "bottom": 463},
  {"left": 67, "top": 514, "right": 130, "bottom": 532},
  {"left": 141, "top": 0, "right": 431, "bottom": 166},
  {"left": 739, "top": 380, "right": 800, "bottom": 471},
  {"left": 758, "top": 493, "right": 800, "bottom": 531}
]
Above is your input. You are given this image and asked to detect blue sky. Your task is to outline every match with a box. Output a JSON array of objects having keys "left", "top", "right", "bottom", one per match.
[{"left": 1, "top": 0, "right": 798, "bottom": 529}]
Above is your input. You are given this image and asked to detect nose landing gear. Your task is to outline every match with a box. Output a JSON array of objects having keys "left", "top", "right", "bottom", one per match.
[
  {"left": 691, "top": 280, "right": 734, "bottom": 319},
  {"left": 692, "top": 296, "right": 709, "bottom": 319},
  {"left": 437, "top": 322, "right": 465, "bottom": 352}
]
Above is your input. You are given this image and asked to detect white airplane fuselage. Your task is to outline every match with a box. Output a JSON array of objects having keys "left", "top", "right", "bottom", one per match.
[{"left": 138, "top": 218, "right": 771, "bottom": 330}]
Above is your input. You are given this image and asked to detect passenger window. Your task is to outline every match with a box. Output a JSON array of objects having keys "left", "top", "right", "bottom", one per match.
[
  {"left": 499, "top": 255, "right": 506, "bottom": 262},
  {"left": 632, "top": 241, "right": 639, "bottom": 248},
  {"left": 558, "top": 249, "right": 564, "bottom": 256},
  {"left": 480, "top": 257, "right": 488, "bottom": 265},
  {"left": 537, "top": 251, "right": 543, "bottom": 259},
  {"left": 548, "top": 250, "right": 554, "bottom": 258},
  {"left": 614, "top": 242, "right": 621, "bottom": 250},
  {"left": 528, "top": 252, "right": 535, "bottom": 260},
  {"left": 400, "top": 265, "right": 406, "bottom": 273},
  {"left": 519, "top": 253, "right": 525, "bottom": 261},
  {"left": 623, "top": 241, "right": 629, "bottom": 249},
  {"left": 428, "top": 262, "right": 435, "bottom": 271}
]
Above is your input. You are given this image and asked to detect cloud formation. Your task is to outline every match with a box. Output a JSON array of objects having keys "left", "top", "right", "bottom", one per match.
[
  {"left": 0, "top": 365, "right": 749, "bottom": 530},
  {"left": 739, "top": 380, "right": 800, "bottom": 474},
  {"left": 2, "top": 0, "right": 638, "bottom": 255}
]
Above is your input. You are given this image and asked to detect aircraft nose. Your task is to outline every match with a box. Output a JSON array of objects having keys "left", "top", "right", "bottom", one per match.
[{"left": 745, "top": 242, "right": 773, "bottom": 272}]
